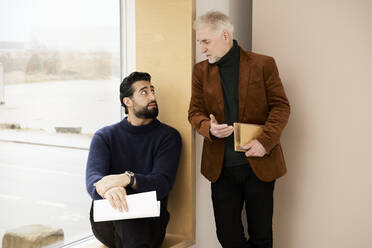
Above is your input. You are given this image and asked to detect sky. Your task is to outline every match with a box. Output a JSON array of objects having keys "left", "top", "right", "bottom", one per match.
[{"left": 0, "top": 0, "right": 120, "bottom": 52}]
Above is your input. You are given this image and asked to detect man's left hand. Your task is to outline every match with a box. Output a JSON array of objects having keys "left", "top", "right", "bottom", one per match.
[
  {"left": 243, "top": 139, "right": 267, "bottom": 157},
  {"left": 94, "top": 174, "right": 129, "bottom": 198},
  {"left": 104, "top": 186, "right": 128, "bottom": 212}
]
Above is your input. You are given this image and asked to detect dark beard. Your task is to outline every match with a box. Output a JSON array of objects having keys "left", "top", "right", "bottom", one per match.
[{"left": 133, "top": 103, "right": 159, "bottom": 119}]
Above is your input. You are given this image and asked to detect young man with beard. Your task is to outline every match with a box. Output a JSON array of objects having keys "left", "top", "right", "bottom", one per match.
[{"left": 86, "top": 71, "right": 182, "bottom": 248}]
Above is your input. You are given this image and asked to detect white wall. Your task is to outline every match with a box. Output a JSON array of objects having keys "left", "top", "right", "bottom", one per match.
[
  {"left": 193, "top": 1, "right": 252, "bottom": 247},
  {"left": 252, "top": 0, "right": 372, "bottom": 247}
]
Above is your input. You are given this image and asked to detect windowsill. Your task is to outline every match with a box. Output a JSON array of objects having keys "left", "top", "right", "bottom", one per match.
[
  {"left": 160, "top": 233, "right": 194, "bottom": 248},
  {"left": 71, "top": 234, "right": 194, "bottom": 248}
]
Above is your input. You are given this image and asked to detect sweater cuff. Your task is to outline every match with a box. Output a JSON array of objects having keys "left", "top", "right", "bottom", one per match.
[
  {"left": 133, "top": 173, "right": 165, "bottom": 200},
  {"left": 92, "top": 189, "right": 103, "bottom": 200},
  {"left": 132, "top": 173, "right": 147, "bottom": 194},
  {"left": 209, "top": 130, "right": 218, "bottom": 141}
]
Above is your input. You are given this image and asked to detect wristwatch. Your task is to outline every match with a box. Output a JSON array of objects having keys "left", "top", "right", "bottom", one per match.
[{"left": 124, "top": 171, "right": 135, "bottom": 187}]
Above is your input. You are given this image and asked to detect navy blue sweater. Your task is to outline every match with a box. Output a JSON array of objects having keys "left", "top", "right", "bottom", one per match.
[{"left": 85, "top": 117, "right": 182, "bottom": 210}]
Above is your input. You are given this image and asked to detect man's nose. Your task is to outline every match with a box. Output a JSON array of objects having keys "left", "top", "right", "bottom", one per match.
[
  {"left": 149, "top": 92, "right": 156, "bottom": 101},
  {"left": 201, "top": 45, "right": 207, "bottom": 54}
]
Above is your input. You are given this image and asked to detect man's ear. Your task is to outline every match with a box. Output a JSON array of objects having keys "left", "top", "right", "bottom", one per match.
[{"left": 123, "top": 97, "right": 132, "bottom": 108}]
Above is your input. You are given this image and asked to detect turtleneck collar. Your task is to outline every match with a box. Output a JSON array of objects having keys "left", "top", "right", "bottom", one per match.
[
  {"left": 120, "top": 117, "right": 161, "bottom": 134},
  {"left": 216, "top": 40, "right": 240, "bottom": 68}
]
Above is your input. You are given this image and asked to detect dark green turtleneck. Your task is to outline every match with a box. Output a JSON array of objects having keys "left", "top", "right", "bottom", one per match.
[{"left": 216, "top": 40, "right": 247, "bottom": 167}]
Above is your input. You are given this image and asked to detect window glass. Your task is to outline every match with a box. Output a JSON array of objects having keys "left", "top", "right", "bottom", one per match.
[{"left": 0, "top": 0, "right": 120, "bottom": 246}]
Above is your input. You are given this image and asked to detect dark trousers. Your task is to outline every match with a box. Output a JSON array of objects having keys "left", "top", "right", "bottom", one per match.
[
  {"left": 89, "top": 201, "right": 169, "bottom": 248},
  {"left": 211, "top": 164, "right": 275, "bottom": 248}
]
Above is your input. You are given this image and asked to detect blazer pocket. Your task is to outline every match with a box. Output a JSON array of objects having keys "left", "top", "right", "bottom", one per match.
[{"left": 247, "top": 144, "right": 287, "bottom": 182}]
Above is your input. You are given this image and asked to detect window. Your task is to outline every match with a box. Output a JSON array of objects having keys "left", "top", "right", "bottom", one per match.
[{"left": 0, "top": 0, "right": 121, "bottom": 246}]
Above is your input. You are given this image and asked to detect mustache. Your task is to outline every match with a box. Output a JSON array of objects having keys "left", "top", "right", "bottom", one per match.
[{"left": 147, "top": 101, "right": 158, "bottom": 107}]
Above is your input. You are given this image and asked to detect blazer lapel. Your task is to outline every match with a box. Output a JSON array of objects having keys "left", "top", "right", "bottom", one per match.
[
  {"left": 207, "top": 64, "right": 225, "bottom": 123},
  {"left": 238, "top": 49, "right": 252, "bottom": 122}
]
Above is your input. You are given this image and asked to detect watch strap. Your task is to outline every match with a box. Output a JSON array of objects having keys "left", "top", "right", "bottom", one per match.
[{"left": 128, "top": 173, "right": 135, "bottom": 187}]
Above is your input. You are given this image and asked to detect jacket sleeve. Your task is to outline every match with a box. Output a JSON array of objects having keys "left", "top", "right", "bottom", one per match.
[
  {"left": 134, "top": 131, "right": 182, "bottom": 200},
  {"left": 85, "top": 132, "right": 111, "bottom": 200},
  {"left": 188, "top": 64, "right": 213, "bottom": 141},
  {"left": 256, "top": 57, "right": 290, "bottom": 152}
]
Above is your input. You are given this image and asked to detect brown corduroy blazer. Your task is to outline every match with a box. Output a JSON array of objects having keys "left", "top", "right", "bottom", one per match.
[{"left": 188, "top": 48, "right": 290, "bottom": 182}]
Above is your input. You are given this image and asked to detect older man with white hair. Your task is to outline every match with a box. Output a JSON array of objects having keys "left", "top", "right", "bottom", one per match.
[{"left": 188, "top": 10, "right": 290, "bottom": 248}]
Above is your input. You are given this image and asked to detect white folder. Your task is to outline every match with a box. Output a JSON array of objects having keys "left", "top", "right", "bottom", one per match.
[{"left": 93, "top": 191, "right": 160, "bottom": 222}]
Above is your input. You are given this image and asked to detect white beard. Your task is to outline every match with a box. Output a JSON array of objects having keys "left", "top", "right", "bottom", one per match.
[{"left": 208, "top": 56, "right": 221, "bottom": 64}]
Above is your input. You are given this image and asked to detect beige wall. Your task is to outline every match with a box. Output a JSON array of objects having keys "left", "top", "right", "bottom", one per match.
[
  {"left": 136, "top": 0, "right": 195, "bottom": 244},
  {"left": 253, "top": 0, "right": 372, "bottom": 247}
]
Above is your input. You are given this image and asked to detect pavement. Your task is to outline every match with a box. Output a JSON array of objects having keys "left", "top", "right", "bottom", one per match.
[
  {"left": 0, "top": 140, "right": 92, "bottom": 246},
  {"left": 0, "top": 79, "right": 123, "bottom": 247}
]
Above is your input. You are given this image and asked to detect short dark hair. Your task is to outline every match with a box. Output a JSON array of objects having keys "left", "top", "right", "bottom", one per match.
[{"left": 120, "top": 71, "right": 151, "bottom": 114}]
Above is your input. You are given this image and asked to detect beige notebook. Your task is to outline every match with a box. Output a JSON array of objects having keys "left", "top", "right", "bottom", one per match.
[{"left": 234, "top": 123, "right": 263, "bottom": 152}]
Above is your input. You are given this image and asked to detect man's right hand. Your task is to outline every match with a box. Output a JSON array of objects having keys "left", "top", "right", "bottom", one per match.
[
  {"left": 103, "top": 186, "right": 129, "bottom": 212},
  {"left": 94, "top": 174, "right": 130, "bottom": 198},
  {"left": 209, "top": 114, "right": 234, "bottom": 138}
]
